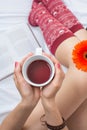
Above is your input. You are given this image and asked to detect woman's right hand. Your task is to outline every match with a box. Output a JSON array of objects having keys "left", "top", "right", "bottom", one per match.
[
  {"left": 40, "top": 54, "right": 66, "bottom": 129},
  {"left": 40, "top": 53, "right": 65, "bottom": 109},
  {"left": 14, "top": 53, "right": 40, "bottom": 108}
]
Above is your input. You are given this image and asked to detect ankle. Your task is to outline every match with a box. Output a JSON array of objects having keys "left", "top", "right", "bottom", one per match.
[{"left": 29, "top": 2, "right": 48, "bottom": 26}]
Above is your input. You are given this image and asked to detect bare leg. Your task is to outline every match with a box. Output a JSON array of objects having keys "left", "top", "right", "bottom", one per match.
[
  {"left": 74, "top": 28, "right": 87, "bottom": 41},
  {"left": 55, "top": 28, "right": 87, "bottom": 115},
  {"left": 54, "top": 30, "right": 87, "bottom": 130},
  {"left": 55, "top": 36, "right": 79, "bottom": 67},
  {"left": 26, "top": 1, "right": 87, "bottom": 129}
]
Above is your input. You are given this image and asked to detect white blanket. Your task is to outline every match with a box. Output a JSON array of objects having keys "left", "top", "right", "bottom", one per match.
[{"left": 0, "top": 0, "right": 87, "bottom": 123}]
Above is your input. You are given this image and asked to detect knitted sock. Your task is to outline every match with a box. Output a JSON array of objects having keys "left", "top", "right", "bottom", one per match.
[
  {"left": 29, "top": 2, "right": 74, "bottom": 54},
  {"left": 41, "top": 0, "right": 84, "bottom": 33}
]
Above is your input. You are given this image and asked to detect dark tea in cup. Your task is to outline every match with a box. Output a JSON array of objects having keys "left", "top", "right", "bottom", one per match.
[{"left": 27, "top": 59, "right": 52, "bottom": 84}]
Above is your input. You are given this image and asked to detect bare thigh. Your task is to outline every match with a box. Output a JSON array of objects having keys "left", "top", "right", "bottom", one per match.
[
  {"left": 55, "top": 36, "right": 80, "bottom": 67},
  {"left": 55, "top": 29, "right": 87, "bottom": 67},
  {"left": 67, "top": 99, "right": 87, "bottom": 130}
]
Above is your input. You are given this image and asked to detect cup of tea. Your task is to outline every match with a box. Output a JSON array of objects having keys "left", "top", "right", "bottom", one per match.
[{"left": 22, "top": 48, "right": 55, "bottom": 87}]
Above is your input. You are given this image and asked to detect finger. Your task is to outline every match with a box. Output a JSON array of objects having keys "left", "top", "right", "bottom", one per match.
[
  {"left": 53, "top": 63, "right": 64, "bottom": 87},
  {"left": 50, "top": 55, "right": 59, "bottom": 64},
  {"left": 20, "top": 52, "right": 33, "bottom": 67},
  {"left": 34, "top": 87, "right": 40, "bottom": 99},
  {"left": 14, "top": 62, "right": 32, "bottom": 95},
  {"left": 14, "top": 62, "right": 26, "bottom": 87},
  {"left": 13, "top": 74, "right": 18, "bottom": 88},
  {"left": 43, "top": 52, "right": 60, "bottom": 64},
  {"left": 42, "top": 52, "right": 51, "bottom": 59},
  {"left": 13, "top": 70, "right": 22, "bottom": 94}
]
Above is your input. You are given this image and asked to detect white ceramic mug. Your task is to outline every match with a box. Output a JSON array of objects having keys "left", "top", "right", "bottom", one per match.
[{"left": 22, "top": 48, "right": 55, "bottom": 87}]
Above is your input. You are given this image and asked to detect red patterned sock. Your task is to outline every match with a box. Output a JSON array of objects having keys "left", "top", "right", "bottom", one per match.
[
  {"left": 41, "top": 0, "right": 84, "bottom": 33},
  {"left": 29, "top": 2, "right": 74, "bottom": 54}
]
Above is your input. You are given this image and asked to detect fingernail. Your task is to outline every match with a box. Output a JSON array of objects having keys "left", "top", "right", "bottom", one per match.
[
  {"left": 57, "top": 63, "right": 61, "bottom": 68},
  {"left": 15, "top": 62, "right": 18, "bottom": 68}
]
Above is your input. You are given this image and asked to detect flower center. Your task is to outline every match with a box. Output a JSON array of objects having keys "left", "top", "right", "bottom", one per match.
[{"left": 83, "top": 52, "right": 87, "bottom": 60}]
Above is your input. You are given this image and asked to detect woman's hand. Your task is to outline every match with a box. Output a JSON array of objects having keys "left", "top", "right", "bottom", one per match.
[
  {"left": 40, "top": 54, "right": 65, "bottom": 108},
  {"left": 14, "top": 53, "right": 40, "bottom": 108}
]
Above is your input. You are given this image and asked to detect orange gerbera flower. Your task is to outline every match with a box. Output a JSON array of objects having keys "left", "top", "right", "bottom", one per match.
[{"left": 72, "top": 40, "right": 87, "bottom": 72}]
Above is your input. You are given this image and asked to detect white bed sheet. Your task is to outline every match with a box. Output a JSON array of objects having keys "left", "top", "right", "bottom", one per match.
[{"left": 0, "top": 0, "right": 87, "bottom": 123}]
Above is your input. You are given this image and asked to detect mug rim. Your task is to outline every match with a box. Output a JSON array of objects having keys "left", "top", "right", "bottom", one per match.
[{"left": 22, "top": 55, "right": 55, "bottom": 87}]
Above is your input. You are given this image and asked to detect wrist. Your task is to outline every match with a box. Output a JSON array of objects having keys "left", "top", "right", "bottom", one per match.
[
  {"left": 41, "top": 97, "right": 57, "bottom": 112},
  {"left": 43, "top": 103, "right": 64, "bottom": 127},
  {"left": 21, "top": 99, "right": 36, "bottom": 110}
]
